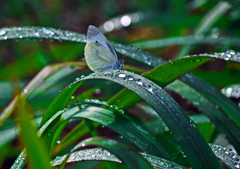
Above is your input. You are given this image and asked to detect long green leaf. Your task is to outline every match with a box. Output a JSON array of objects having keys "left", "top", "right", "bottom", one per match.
[
  {"left": 71, "top": 137, "right": 153, "bottom": 169},
  {"left": 52, "top": 148, "right": 187, "bottom": 169},
  {"left": 17, "top": 99, "right": 52, "bottom": 169},
  {"left": 70, "top": 106, "right": 171, "bottom": 159}
]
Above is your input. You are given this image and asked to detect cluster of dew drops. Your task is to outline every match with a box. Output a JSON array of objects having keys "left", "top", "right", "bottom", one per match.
[
  {"left": 210, "top": 144, "right": 240, "bottom": 169},
  {"left": 0, "top": 27, "right": 87, "bottom": 42},
  {"left": 189, "top": 50, "right": 240, "bottom": 62},
  {"left": 74, "top": 70, "right": 155, "bottom": 95}
]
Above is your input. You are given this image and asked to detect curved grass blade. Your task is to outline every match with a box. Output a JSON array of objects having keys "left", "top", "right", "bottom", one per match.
[
  {"left": 52, "top": 148, "right": 187, "bottom": 169},
  {"left": 40, "top": 70, "right": 221, "bottom": 168},
  {"left": 52, "top": 143, "right": 240, "bottom": 169},
  {"left": 40, "top": 98, "right": 171, "bottom": 160},
  {"left": 16, "top": 99, "right": 52, "bottom": 169},
  {"left": 0, "top": 62, "right": 86, "bottom": 126},
  {"left": 71, "top": 137, "right": 153, "bottom": 169},
  {"left": 0, "top": 26, "right": 166, "bottom": 67},
  {"left": 0, "top": 27, "right": 87, "bottom": 43},
  {"left": 68, "top": 106, "right": 171, "bottom": 159},
  {"left": 53, "top": 99, "right": 130, "bottom": 154},
  {"left": 49, "top": 100, "right": 171, "bottom": 159}
]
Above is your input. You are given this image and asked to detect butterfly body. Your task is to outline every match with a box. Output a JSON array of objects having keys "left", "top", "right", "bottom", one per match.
[{"left": 84, "top": 25, "right": 124, "bottom": 72}]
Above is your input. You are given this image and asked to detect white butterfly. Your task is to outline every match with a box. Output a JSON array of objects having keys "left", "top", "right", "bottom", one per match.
[{"left": 84, "top": 25, "right": 124, "bottom": 72}]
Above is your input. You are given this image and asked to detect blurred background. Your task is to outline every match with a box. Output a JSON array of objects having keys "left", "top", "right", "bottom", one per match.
[{"left": 0, "top": 0, "right": 240, "bottom": 167}]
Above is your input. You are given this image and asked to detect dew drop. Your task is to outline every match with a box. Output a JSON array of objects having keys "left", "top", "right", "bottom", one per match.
[
  {"left": 81, "top": 75, "right": 85, "bottom": 78},
  {"left": 110, "top": 105, "right": 118, "bottom": 110},
  {"left": 136, "top": 79, "right": 143, "bottom": 85},
  {"left": 118, "top": 73, "right": 126, "bottom": 78},
  {"left": 228, "top": 50, "right": 235, "bottom": 55},
  {"left": 34, "top": 32, "right": 40, "bottom": 37},
  {"left": 234, "top": 163, "right": 240, "bottom": 169},
  {"left": 42, "top": 29, "right": 54, "bottom": 36},
  {"left": 95, "top": 89, "right": 101, "bottom": 94},
  {"left": 119, "top": 109, "right": 124, "bottom": 114},
  {"left": 0, "top": 30, "right": 6, "bottom": 36},
  {"left": 146, "top": 85, "right": 153, "bottom": 93},
  {"left": 81, "top": 143, "right": 86, "bottom": 147},
  {"left": 127, "top": 75, "right": 134, "bottom": 81},
  {"left": 226, "top": 54, "right": 231, "bottom": 58},
  {"left": 76, "top": 77, "right": 80, "bottom": 81}
]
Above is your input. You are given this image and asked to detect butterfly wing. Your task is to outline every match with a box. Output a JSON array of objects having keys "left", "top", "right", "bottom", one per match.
[
  {"left": 84, "top": 25, "right": 119, "bottom": 72},
  {"left": 85, "top": 41, "right": 117, "bottom": 72}
]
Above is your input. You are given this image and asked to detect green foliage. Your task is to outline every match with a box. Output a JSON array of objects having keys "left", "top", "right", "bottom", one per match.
[{"left": 1, "top": 1, "right": 240, "bottom": 169}]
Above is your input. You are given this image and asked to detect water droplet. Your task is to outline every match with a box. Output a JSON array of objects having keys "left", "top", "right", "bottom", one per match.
[
  {"left": 118, "top": 73, "right": 126, "bottom": 78},
  {"left": 42, "top": 29, "right": 54, "bottom": 36},
  {"left": 127, "top": 75, "right": 134, "bottom": 81},
  {"left": 136, "top": 79, "right": 143, "bottom": 85},
  {"left": 119, "top": 109, "right": 124, "bottom": 114},
  {"left": 34, "top": 32, "right": 40, "bottom": 37},
  {"left": 226, "top": 54, "right": 231, "bottom": 58},
  {"left": 81, "top": 143, "right": 86, "bottom": 147},
  {"left": 146, "top": 85, "right": 153, "bottom": 93},
  {"left": 0, "top": 30, "right": 6, "bottom": 36},
  {"left": 81, "top": 75, "right": 85, "bottom": 78},
  {"left": 76, "top": 77, "right": 80, "bottom": 81},
  {"left": 234, "top": 163, "right": 240, "bottom": 169},
  {"left": 110, "top": 105, "right": 118, "bottom": 110},
  {"left": 95, "top": 89, "right": 101, "bottom": 94},
  {"left": 71, "top": 96, "right": 75, "bottom": 99}
]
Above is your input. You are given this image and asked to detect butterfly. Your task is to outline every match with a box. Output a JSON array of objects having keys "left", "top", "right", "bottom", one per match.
[{"left": 84, "top": 25, "right": 124, "bottom": 72}]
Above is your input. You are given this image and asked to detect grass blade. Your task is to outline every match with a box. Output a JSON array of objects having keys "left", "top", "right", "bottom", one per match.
[
  {"left": 71, "top": 137, "right": 153, "bottom": 169},
  {"left": 15, "top": 99, "right": 52, "bottom": 169}
]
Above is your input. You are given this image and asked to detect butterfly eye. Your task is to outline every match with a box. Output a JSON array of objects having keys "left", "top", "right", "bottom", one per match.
[{"left": 95, "top": 41, "right": 98, "bottom": 43}]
